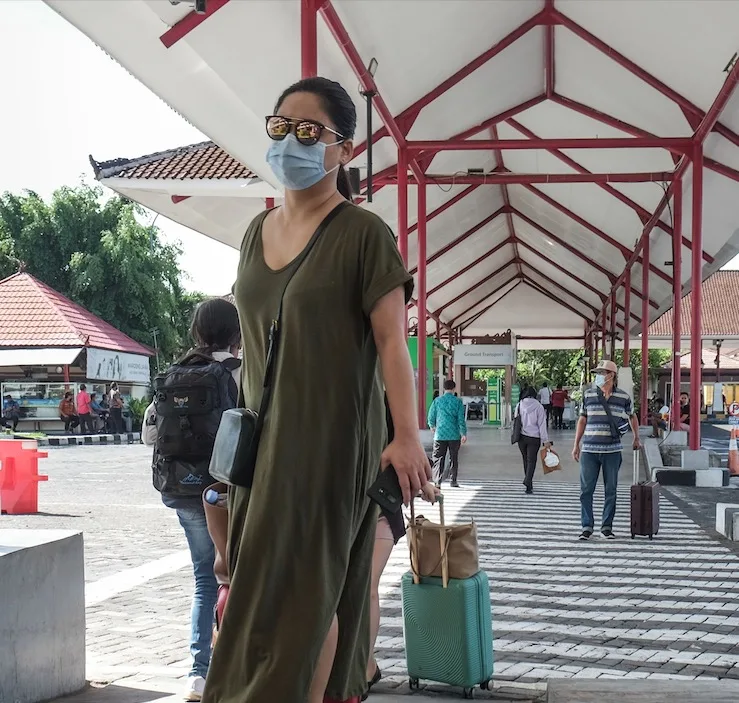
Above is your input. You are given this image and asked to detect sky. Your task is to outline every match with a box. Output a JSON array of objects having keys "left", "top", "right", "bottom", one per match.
[
  {"left": 0, "top": 0, "right": 238, "bottom": 295},
  {"left": 0, "top": 0, "right": 737, "bottom": 294}
]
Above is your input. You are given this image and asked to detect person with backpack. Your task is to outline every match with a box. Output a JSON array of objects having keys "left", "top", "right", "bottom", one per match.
[{"left": 143, "top": 297, "right": 241, "bottom": 702}]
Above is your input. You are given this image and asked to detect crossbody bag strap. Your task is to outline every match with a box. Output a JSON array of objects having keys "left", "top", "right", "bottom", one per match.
[
  {"left": 596, "top": 388, "right": 620, "bottom": 440},
  {"left": 253, "top": 201, "right": 351, "bottom": 435}
]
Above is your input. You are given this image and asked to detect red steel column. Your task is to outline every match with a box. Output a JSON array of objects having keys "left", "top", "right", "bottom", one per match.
[
  {"left": 601, "top": 308, "right": 607, "bottom": 358},
  {"left": 641, "top": 234, "right": 650, "bottom": 426},
  {"left": 417, "top": 181, "right": 428, "bottom": 429},
  {"left": 610, "top": 294, "right": 617, "bottom": 360},
  {"left": 301, "top": 0, "right": 318, "bottom": 78},
  {"left": 690, "top": 148, "right": 704, "bottom": 449},
  {"left": 671, "top": 181, "right": 683, "bottom": 430},
  {"left": 398, "top": 149, "right": 409, "bottom": 266},
  {"left": 624, "top": 270, "right": 631, "bottom": 366}
]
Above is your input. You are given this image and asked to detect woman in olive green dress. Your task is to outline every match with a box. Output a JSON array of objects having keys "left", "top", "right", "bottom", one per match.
[{"left": 201, "top": 77, "right": 432, "bottom": 703}]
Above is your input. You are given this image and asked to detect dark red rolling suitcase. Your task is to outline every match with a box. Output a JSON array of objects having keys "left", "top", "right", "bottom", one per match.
[{"left": 630, "top": 449, "right": 660, "bottom": 539}]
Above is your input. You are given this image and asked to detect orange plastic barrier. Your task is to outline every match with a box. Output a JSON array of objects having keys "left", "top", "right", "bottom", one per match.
[
  {"left": 0, "top": 439, "right": 48, "bottom": 514},
  {"left": 730, "top": 428, "right": 739, "bottom": 476}
]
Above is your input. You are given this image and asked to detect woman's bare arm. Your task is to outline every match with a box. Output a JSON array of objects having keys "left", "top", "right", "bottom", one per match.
[{"left": 370, "top": 287, "right": 432, "bottom": 504}]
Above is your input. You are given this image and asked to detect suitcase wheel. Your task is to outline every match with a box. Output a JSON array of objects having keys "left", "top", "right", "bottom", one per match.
[
  {"left": 631, "top": 533, "right": 635, "bottom": 539},
  {"left": 648, "top": 534, "right": 653, "bottom": 540},
  {"left": 409, "top": 678, "right": 420, "bottom": 691},
  {"left": 480, "top": 680, "right": 491, "bottom": 691},
  {"left": 463, "top": 688, "right": 475, "bottom": 699}
]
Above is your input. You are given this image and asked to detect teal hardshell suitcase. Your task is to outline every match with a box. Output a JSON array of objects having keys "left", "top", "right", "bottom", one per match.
[{"left": 402, "top": 496, "right": 493, "bottom": 698}]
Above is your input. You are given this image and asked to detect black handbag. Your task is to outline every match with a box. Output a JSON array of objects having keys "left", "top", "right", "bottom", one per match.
[
  {"left": 208, "top": 202, "right": 350, "bottom": 487},
  {"left": 511, "top": 403, "right": 522, "bottom": 444}
]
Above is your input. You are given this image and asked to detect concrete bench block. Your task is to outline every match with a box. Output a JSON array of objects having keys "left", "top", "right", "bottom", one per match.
[
  {"left": 662, "top": 430, "right": 688, "bottom": 446},
  {"left": 653, "top": 467, "right": 697, "bottom": 486},
  {"left": 0, "top": 529, "right": 85, "bottom": 703},
  {"left": 642, "top": 439, "right": 663, "bottom": 468},
  {"left": 716, "top": 503, "right": 739, "bottom": 535},
  {"left": 695, "top": 467, "right": 730, "bottom": 488},
  {"left": 682, "top": 449, "right": 711, "bottom": 469}
]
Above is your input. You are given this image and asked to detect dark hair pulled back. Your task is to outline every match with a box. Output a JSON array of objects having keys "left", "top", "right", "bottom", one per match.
[
  {"left": 274, "top": 77, "right": 356, "bottom": 201},
  {"left": 190, "top": 298, "right": 241, "bottom": 356}
]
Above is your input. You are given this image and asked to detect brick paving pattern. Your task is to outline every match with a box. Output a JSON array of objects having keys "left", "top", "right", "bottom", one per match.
[{"left": 5, "top": 442, "right": 739, "bottom": 698}]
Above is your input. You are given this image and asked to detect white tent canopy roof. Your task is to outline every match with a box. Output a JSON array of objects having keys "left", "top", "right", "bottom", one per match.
[{"left": 49, "top": 0, "right": 739, "bottom": 340}]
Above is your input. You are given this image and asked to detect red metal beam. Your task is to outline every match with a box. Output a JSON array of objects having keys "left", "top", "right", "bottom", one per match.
[
  {"left": 671, "top": 181, "right": 683, "bottom": 431},
  {"left": 507, "top": 118, "right": 669, "bottom": 228},
  {"left": 516, "top": 336, "right": 584, "bottom": 341},
  {"left": 407, "top": 137, "right": 691, "bottom": 153},
  {"left": 515, "top": 239, "right": 607, "bottom": 305},
  {"left": 417, "top": 181, "right": 428, "bottom": 429},
  {"left": 160, "top": 0, "right": 230, "bottom": 48},
  {"left": 519, "top": 182, "right": 673, "bottom": 286},
  {"left": 623, "top": 269, "right": 632, "bottom": 365},
  {"left": 362, "top": 96, "right": 546, "bottom": 195},
  {"left": 398, "top": 149, "right": 409, "bottom": 266},
  {"left": 523, "top": 277, "right": 594, "bottom": 323},
  {"left": 409, "top": 206, "right": 506, "bottom": 275},
  {"left": 601, "top": 56, "right": 739, "bottom": 320},
  {"left": 513, "top": 207, "right": 660, "bottom": 310},
  {"left": 320, "top": 2, "right": 425, "bottom": 184},
  {"left": 689, "top": 146, "right": 704, "bottom": 450},
  {"left": 427, "top": 237, "right": 513, "bottom": 298},
  {"left": 640, "top": 225, "right": 650, "bottom": 426},
  {"left": 510, "top": 208, "right": 616, "bottom": 283},
  {"left": 456, "top": 277, "right": 521, "bottom": 328},
  {"left": 437, "top": 261, "right": 515, "bottom": 315},
  {"left": 544, "top": 0, "right": 555, "bottom": 98},
  {"left": 520, "top": 264, "right": 598, "bottom": 316},
  {"left": 401, "top": 171, "right": 674, "bottom": 185},
  {"left": 408, "top": 185, "right": 479, "bottom": 235},
  {"left": 550, "top": 94, "right": 720, "bottom": 263},
  {"left": 301, "top": 0, "right": 318, "bottom": 77},
  {"left": 351, "top": 11, "right": 544, "bottom": 160},
  {"left": 490, "top": 125, "right": 522, "bottom": 276},
  {"left": 553, "top": 9, "right": 739, "bottom": 150}
]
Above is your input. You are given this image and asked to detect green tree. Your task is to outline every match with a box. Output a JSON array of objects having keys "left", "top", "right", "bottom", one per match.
[
  {"left": 0, "top": 183, "right": 204, "bottom": 365},
  {"left": 516, "top": 349, "right": 585, "bottom": 388}
]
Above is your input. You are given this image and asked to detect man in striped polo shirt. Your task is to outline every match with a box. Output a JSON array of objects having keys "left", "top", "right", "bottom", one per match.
[{"left": 572, "top": 359, "right": 640, "bottom": 541}]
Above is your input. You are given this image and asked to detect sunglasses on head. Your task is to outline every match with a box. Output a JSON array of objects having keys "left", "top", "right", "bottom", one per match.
[{"left": 265, "top": 116, "right": 344, "bottom": 146}]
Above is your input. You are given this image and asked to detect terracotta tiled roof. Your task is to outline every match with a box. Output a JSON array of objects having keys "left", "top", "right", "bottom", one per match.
[
  {"left": 666, "top": 348, "right": 739, "bottom": 370},
  {"left": 90, "top": 141, "right": 256, "bottom": 181},
  {"left": 0, "top": 272, "right": 153, "bottom": 356},
  {"left": 649, "top": 271, "right": 739, "bottom": 337}
]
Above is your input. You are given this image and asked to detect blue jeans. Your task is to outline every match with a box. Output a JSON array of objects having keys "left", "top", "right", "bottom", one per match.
[
  {"left": 580, "top": 451, "right": 623, "bottom": 530},
  {"left": 177, "top": 504, "right": 218, "bottom": 678}
]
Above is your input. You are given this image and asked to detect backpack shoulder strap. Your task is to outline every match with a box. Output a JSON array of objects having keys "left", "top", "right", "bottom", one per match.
[
  {"left": 220, "top": 357, "right": 241, "bottom": 373},
  {"left": 596, "top": 388, "right": 620, "bottom": 439},
  {"left": 177, "top": 351, "right": 215, "bottom": 367}
]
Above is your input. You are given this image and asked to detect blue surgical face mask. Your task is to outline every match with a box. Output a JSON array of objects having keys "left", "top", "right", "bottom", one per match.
[
  {"left": 266, "top": 133, "right": 342, "bottom": 191},
  {"left": 594, "top": 374, "right": 607, "bottom": 389}
]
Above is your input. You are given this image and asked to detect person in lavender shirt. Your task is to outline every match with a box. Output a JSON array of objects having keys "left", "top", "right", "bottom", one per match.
[{"left": 516, "top": 386, "right": 551, "bottom": 494}]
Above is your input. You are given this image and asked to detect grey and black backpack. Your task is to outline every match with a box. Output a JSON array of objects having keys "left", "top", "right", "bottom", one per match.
[{"left": 152, "top": 352, "right": 241, "bottom": 497}]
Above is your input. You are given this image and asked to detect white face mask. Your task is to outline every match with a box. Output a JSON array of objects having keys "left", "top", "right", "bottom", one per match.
[{"left": 594, "top": 374, "right": 607, "bottom": 389}]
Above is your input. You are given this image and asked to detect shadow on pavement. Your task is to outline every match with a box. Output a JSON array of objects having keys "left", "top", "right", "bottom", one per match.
[{"left": 53, "top": 684, "right": 175, "bottom": 703}]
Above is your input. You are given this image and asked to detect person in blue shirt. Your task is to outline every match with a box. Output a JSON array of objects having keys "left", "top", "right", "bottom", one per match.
[
  {"left": 2, "top": 394, "right": 20, "bottom": 432},
  {"left": 428, "top": 379, "right": 468, "bottom": 487}
]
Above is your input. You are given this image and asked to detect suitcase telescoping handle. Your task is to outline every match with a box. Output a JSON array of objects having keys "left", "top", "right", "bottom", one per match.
[
  {"left": 409, "top": 493, "right": 449, "bottom": 589},
  {"left": 633, "top": 448, "right": 640, "bottom": 485}
]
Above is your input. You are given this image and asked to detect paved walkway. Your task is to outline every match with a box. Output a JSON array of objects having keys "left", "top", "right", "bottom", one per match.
[{"left": 5, "top": 426, "right": 739, "bottom": 701}]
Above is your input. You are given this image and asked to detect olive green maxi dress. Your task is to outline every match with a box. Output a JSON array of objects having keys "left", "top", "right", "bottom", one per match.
[{"left": 202, "top": 203, "right": 413, "bottom": 703}]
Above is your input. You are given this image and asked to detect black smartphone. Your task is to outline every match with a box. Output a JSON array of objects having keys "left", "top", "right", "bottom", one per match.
[{"left": 367, "top": 466, "right": 403, "bottom": 514}]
